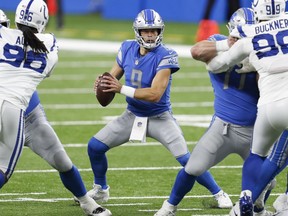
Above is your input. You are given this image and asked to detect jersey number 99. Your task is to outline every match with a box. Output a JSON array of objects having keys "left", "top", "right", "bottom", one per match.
[
  {"left": 266, "top": 4, "right": 282, "bottom": 16},
  {"left": 253, "top": 29, "right": 288, "bottom": 59}
]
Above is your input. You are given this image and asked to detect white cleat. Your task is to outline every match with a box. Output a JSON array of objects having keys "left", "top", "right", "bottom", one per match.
[
  {"left": 254, "top": 209, "right": 274, "bottom": 216},
  {"left": 229, "top": 201, "right": 240, "bottom": 216},
  {"left": 255, "top": 179, "right": 277, "bottom": 210},
  {"left": 80, "top": 196, "right": 112, "bottom": 216},
  {"left": 214, "top": 190, "right": 233, "bottom": 208},
  {"left": 273, "top": 209, "right": 288, "bottom": 216},
  {"left": 273, "top": 193, "right": 288, "bottom": 212},
  {"left": 273, "top": 193, "right": 288, "bottom": 216},
  {"left": 154, "top": 200, "right": 177, "bottom": 216},
  {"left": 87, "top": 184, "right": 110, "bottom": 203}
]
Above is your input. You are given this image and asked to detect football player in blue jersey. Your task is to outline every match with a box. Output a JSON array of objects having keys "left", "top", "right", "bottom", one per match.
[
  {"left": 155, "top": 7, "right": 287, "bottom": 216},
  {"left": 206, "top": 0, "right": 288, "bottom": 215},
  {"left": 86, "top": 8, "right": 233, "bottom": 208}
]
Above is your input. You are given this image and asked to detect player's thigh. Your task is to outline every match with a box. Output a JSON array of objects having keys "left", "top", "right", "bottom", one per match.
[
  {"left": 25, "top": 105, "right": 64, "bottom": 156},
  {"left": 185, "top": 118, "right": 230, "bottom": 175},
  {"left": 24, "top": 105, "right": 72, "bottom": 171},
  {"left": 95, "top": 110, "right": 134, "bottom": 148},
  {"left": 252, "top": 104, "right": 285, "bottom": 156},
  {"left": 266, "top": 98, "right": 288, "bottom": 130},
  {"left": 0, "top": 101, "right": 25, "bottom": 177},
  {"left": 148, "top": 111, "right": 188, "bottom": 157}
]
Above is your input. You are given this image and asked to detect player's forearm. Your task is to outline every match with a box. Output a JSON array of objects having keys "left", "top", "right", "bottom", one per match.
[
  {"left": 191, "top": 41, "right": 218, "bottom": 63},
  {"left": 120, "top": 86, "right": 163, "bottom": 103},
  {"left": 207, "top": 39, "right": 251, "bottom": 73},
  {"left": 206, "top": 52, "right": 230, "bottom": 73},
  {"left": 134, "top": 88, "right": 163, "bottom": 102}
]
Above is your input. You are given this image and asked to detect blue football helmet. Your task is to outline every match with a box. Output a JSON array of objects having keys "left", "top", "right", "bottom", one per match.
[
  {"left": 133, "top": 9, "right": 165, "bottom": 49},
  {"left": 227, "top": 7, "right": 255, "bottom": 33},
  {"left": 0, "top": 9, "right": 10, "bottom": 28}
]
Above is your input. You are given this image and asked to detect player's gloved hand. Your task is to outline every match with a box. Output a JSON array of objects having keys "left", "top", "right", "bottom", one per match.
[{"left": 235, "top": 57, "right": 256, "bottom": 74}]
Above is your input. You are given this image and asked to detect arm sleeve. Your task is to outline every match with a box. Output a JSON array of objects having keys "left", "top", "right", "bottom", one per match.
[{"left": 207, "top": 38, "right": 252, "bottom": 73}]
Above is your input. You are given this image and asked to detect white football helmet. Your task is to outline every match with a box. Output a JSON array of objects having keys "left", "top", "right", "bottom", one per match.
[
  {"left": 133, "top": 9, "right": 164, "bottom": 49},
  {"left": 15, "top": 0, "right": 49, "bottom": 33},
  {"left": 227, "top": 7, "right": 255, "bottom": 33},
  {"left": 252, "top": 0, "right": 286, "bottom": 22},
  {"left": 0, "top": 9, "right": 10, "bottom": 28}
]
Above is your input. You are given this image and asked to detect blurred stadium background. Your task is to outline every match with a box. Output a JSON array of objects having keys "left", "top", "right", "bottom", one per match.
[
  {"left": 0, "top": 0, "right": 252, "bottom": 23},
  {"left": 0, "top": 0, "right": 287, "bottom": 216}
]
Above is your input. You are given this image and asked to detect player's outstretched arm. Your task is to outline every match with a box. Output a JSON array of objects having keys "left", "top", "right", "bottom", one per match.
[
  {"left": 207, "top": 38, "right": 251, "bottom": 73},
  {"left": 191, "top": 40, "right": 218, "bottom": 63}
]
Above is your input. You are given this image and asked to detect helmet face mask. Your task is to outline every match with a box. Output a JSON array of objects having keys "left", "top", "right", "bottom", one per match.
[
  {"left": 133, "top": 9, "right": 165, "bottom": 49},
  {"left": 227, "top": 7, "right": 255, "bottom": 33},
  {"left": 0, "top": 9, "right": 10, "bottom": 28},
  {"left": 15, "top": 0, "right": 49, "bottom": 33},
  {"left": 252, "top": 0, "right": 286, "bottom": 22}
]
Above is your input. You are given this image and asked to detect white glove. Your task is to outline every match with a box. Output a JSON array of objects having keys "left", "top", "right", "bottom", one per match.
[{"left": 235, "top": 58, "right": 256, "bottom": 74}]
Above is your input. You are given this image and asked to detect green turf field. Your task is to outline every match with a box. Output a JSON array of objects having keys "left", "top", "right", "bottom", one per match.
[{"left": 0, "top": 14, "right": 287, "bottom": 216}]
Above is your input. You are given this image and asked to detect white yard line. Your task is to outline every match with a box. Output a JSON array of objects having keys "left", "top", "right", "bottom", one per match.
[
  {"left": 58, "top": 38, "right": 192, "bottom": 58},
  {"left": 0, "top": 194, "right": 282, "bottom": 202},
  {"left": 42, "top": 114, "right": 213, "bottom": 127},
  {"left": 14, "top": 166, "right": 243, "bottom": 174},
  {"left": 41, "top": 102, "right": 213, "bottom": 109},
  {"left": 37, "top": 86, "right": 212, "bottom": 94}
]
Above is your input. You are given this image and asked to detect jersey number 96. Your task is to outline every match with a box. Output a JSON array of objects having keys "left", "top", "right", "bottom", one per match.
[{"left": 0, "top": 43, "right": 47, "bottom": 73}]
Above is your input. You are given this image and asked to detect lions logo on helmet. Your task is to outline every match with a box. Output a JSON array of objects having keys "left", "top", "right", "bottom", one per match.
[
  {"left": 15, "top": 0, "right": 49, "bottom": 33},
  {"left": 0, "top": 9, "right": 10, "bottom": 28},
  {"left": 133, "top": 9, "right": 165, "bottom": 49},
  {"left": 252, "top": 0, "right": 286, "bottom": 22},
  {"left": 227, "top": 7, "right": 255, "bottom": 33}
]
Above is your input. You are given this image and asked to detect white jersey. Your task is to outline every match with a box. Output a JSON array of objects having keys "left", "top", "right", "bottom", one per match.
[
  {"left": 0, "top": 25, "right": 58, "bottom": 110},
  {"left": 208, "top": 13, "right": 288, "bottom": 106}
]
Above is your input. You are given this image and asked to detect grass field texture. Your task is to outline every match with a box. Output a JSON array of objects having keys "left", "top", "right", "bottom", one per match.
[{"left": 0, "top": 14, "right": 287, "bottom": 216}]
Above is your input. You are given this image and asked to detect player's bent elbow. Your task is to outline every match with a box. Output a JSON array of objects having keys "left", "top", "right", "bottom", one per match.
[
  {"left": 148, "top": 93, "right": 162, "bottom": 103},
  {"left": 149, "top": 96, "right": 161, "bottom": 103},
  {"left": 190, "top": 46, "right": 201, "bottom": 60}
]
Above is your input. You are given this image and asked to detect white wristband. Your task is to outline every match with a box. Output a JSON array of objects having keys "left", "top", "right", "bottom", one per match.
[
  {"left": 215, "top": 40, "right": 229, "bottom": 51},
  {"left": 120, "top": 85, "right": 136, "bottom": 98}
]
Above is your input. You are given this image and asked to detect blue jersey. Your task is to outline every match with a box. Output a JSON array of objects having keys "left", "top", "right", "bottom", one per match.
[
  {"left": 208, "top": 34, "right": 259, "bottom": 126},
  {"left": 25, "top": 91, "right": 40, "bottom": 116},
  {"left": 117, "top": 40, "right": 179, "bottom": 117}
]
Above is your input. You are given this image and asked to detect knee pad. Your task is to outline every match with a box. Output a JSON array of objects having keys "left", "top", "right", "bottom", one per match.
[
  {"left": 88, "top": 137, "right": 109, "bottom": 157},
  {"left": 176, "top": 152, "right": 190, "bottom": 166}
]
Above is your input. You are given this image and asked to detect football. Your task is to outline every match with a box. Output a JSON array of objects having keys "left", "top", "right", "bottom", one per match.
[{"left": 96, "top": 72, "right": 115, "bottom": 107}]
